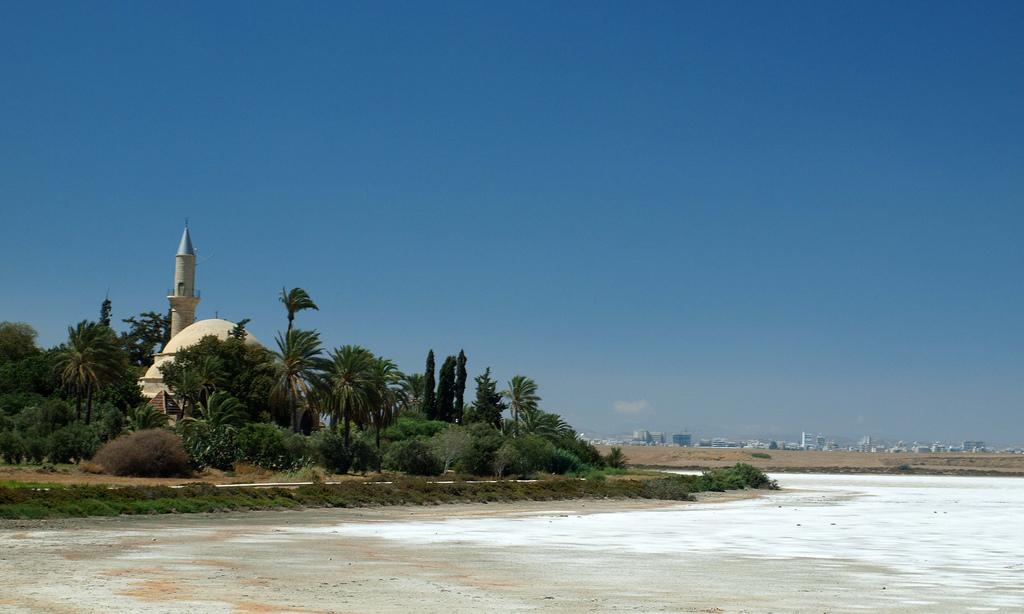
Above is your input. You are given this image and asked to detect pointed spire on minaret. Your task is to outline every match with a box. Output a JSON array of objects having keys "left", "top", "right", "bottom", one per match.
[
  {"left": 169, "top": 224, "right": 200, "bottom": 339},
  {"left": 177, "top": 224, "right": 195, "bottom": 256}
]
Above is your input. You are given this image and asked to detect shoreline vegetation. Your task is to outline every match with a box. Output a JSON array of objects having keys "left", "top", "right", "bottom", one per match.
[
  {"left": 0, "top": 463, "right": 776, "bottom": 520},
  {"left": 596, "top": 445, "right": 1024, "bottom": 477}
]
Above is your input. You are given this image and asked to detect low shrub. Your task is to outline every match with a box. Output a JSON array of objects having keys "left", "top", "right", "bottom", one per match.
[
  {"left": 0, "top": 431, "right": 26, "bottom": 464},
  {"left": 91, "top": 429, "right": 191, "bottom": 477},
  {"left": 548, "top": 448, "right": 584, "bottom": 474},
  {"left": 455, "top": 423, "right": 506, "bottom": 476},
  {"left": 750, "top": 452, "right": 771, "bottom": 459},
  {"left": 641, "top": 476, "right": 694, "bottom": 500},
  {"left": 91, "top": 403, "right": 124, "bottom": 443},
  {"left": 310, "top": 429, "right": 352, "bottom": 474},
  {"left": 382, "top": 417, "right": 449, "bottom": 442},
  {"left": 23, "top": 436, "right": 48, "bottom": 464},
  {"left": 383, "top": 438, "right": 442, "bottom": 476},
  {"left": 509, "top": 434, "right": 555, "bottom": 477},
  {"left": 603, "top": 447, "right": 627, "bottom": 469},
  {"left": 180, "top": 424, "right": 238, "bottom": 470},
  {"left": 348, "top": 436, "right": 379, "bottom": 475},
  {"left": 237, "top": 423, "right": 293, "bottom": 470},
  {"left": 48, "top": 423, "right": 99, "bottom": 464},
  {"left": 694, "top": 463, "right": 778, "bottom": 491}
]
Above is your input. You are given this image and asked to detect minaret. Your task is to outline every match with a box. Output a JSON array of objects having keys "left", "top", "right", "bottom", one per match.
[{"left": 168, "top": 225, "right": 200, "bottom": 339}]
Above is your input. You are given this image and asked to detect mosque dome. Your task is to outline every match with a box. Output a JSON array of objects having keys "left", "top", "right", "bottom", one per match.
[
  {"left": 140, "top": 318, "right": 263, "bottom": 397},
  {"left": 160, "top": 318, "right": 261, "bottom": 355}
]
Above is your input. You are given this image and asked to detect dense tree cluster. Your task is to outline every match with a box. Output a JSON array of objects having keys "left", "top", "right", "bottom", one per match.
[{"left": 2, "top": 289, "right": 605, "bottom": 480}]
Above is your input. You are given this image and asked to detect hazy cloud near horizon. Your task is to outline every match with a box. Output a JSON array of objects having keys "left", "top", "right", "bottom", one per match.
[{"left": 613, "top": 400, "right": 651, "bottom": 415}]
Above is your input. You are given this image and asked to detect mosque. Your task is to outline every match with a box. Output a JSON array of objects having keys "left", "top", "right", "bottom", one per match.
[{"left": 139, "top": 226, "right": 262, "bottom": 414}]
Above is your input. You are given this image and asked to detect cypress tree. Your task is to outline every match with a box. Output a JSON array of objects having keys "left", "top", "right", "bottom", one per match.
[
  {"left": 99, "top": 298, "right": 112, "bottom": 328},
  {"left": 436, "top": 355, "right": 457, "bottom": 423},
  {"left": 453, "top": 349, "right": 467, "bottom": 423},
  {"left": 423, "top": 350, "right": 437, "bottom": 420}
]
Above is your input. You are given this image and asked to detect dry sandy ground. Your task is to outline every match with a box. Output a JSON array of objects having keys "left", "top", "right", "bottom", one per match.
[
  {"left": 597, "top": 445, "right": 1024, "bottom": 475},
  {"left": 0, "top": 489, "right": 968, "bottom": 614}
]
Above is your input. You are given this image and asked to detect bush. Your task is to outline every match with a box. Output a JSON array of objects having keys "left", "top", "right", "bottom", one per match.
[
  {"left": 455, "top": 423, "right": 506, "bottom": 476},
  {"left": 310, "top": 429, "right": 352, "bottom": 474},
  {"left": 348, "top": 435, "right": 379, "bottom": 474},
  {"left": 751, "top": 452, "right": 771, "bottom": 459},
  {"left": 23, "top": 435, "right": 48, "bottom": 464},
  {"left": 0, "top": 431, "right": 26, "bottom": 464},
  {"left": 180, "top": 424, "right": 238, "bottom": 470},
  {"left": 282, "top": 430, "right": 312, "bottom": 470},
  {"left": 13, "top": 399, "right": 72, "bottom": 439},
  {"left": 509, "top": 434, "right": 555, "bottom": 477},
  {"left": 641, "top": 476, "right": 694, "bottom": 500},
  {"left": 603, "top": 447, "right": 627, "bottom": 469},
  {"left": 556, "top": 436, "right": 605, "bottom": 468},
  {"left": 548, "top": 448, "right": 583, "bottom": 474},
  {"left": 693, "top": 463, "right": 777, "bottom": 491},
  {"left": 382, "top": 417, "right": 449, "bottom": 442},
  {"left": 91, "top": 403, "right": 125, "bottom": 442},
  {"left": 383, "top": 438, "right": 442, "bottom": 476},
  {"left": 90, "top": 429, "right": 191, "bottom": 477},
  {"left": 237, "top": 423, "right": 291, "bottom": 470},
  {"left": 48, "top": 423, "right": 99, "bottom": 464}
]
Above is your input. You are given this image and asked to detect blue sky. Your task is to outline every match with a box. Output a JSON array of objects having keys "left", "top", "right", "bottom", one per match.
[{"left": 1, "top": 2, "right": 1022, "bottom": 443}]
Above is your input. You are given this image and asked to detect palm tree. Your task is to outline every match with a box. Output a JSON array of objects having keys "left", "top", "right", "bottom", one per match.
[
  {"left": 271, "top": 329, "right": 325, "bottom": 433},
  {"left": 368, "top": 357, "right": 402, "bottom": 462},
  {"left": 179, "top": 391, "right": 247, "bottom": 435},
  {"left": 166, "top": 368, "right": 204, "bottom": 418},
  {"left": 279, "top": 287, "right": 319, "bottom": 332},
  {"left": 54, "top": 320, "right": 125, "bottom": 424},
  {"left": 502, "top": 375, "right": 540, "bottom": 436},
  {"left": 399, "top": 373, "right": 425, "bottom": 412},
  {"left": 518, "top": 406, "right": 573, "bottom": 440},
  {"left": 194, "top": 355, "right": 224, "bottom": 406},
  {"left": 125, "top": 403, "right": 169, "bottom": 432},
  {"left": 322, "top": 345, "right": 375, "bottom": 446}
]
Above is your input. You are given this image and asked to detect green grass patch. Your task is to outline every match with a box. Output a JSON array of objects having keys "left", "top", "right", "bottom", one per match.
[{"left": 0, "top": 464, "right": 776, "bottom": 519}]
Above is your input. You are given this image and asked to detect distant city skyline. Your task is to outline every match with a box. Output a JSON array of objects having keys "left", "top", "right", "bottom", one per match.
[{"left": 1, "top": 3, "right": 1022, "bottom": 443}]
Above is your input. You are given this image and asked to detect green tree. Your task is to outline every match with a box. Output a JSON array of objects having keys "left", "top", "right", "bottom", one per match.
[
  {"left": 399, "top": 373, "right": 425, "bottom": 412},
  {"left": 0, "top": 322, "right": 40, "bottom": 364},
  {"left": 465, "top": 367, "right": 505, "bottom": 429},
  {"left": 518, "top": 406, "right": 573, "bottom": 440},
  {"left": 159, "top": 336, "right": 275, "bottom": 422},
  {"left": 422, "top": 350, "right": 436, "bottom": 420},
  {"left": 279, "top": 287, "right": 319, "bottom": 332},
  {"left": 165, "top": 368, "right": 204, "bottom": 417},
  {"left": 194, "top": 355, "right": 225, "bottom": 405},
  {"left": 229, "top": 318, "right": 251, "bottom": 340},
  {"left": 271, "top": 329, "right": 324, "bottom": 433},
  {"left": 502, "top": 375, "right": 540, "bottom": 436},
  {"left": 453, "top": 349, "right": 467, "bottom": 423},
  {"left": 322, "top": 345, "right": 375, "bottom": 446},
  {"left": 125, "top": 403, "right": 170, "bottom": 432},
  {"left": 180, "top": 391, "right": 247, "bottom": 434},
  {"left": 120, "top": 311, "right": 170, "bottom": 366},
  {"left": 430, "top": 427, "right": 472, "bottom": 473},
  {"left": 435, "top": 355, "right": 456, "bottom": 423},
  {"left": 99, "top": 298, "right": 112, "bottom": 327},
  {"left": 54, "top": 320, "right": 126, "bottom": 424},
  {"left": 604, "top": 447, "right": 626, "bottom": 469},
  {"left": 368, "top": 357, "right": 402, "bottom": 463}
]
